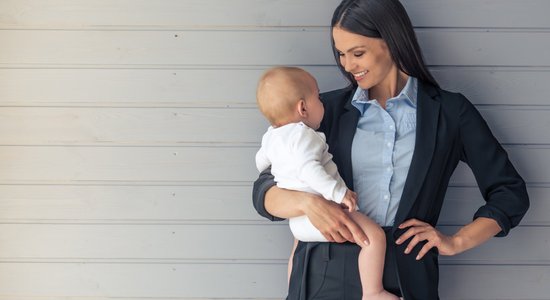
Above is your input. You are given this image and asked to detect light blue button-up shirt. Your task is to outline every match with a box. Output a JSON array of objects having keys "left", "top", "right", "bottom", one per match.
[{"left": 351, "top": 77, "right": 417, "bottom": 226}]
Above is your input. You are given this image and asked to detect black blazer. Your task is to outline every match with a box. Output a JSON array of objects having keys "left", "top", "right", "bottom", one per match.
[{"left": 253, "top": 81, "right": 530, "bottom": 299}]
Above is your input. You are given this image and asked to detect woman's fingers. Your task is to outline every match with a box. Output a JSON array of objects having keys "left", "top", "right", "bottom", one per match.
[
  {"left": 398, "top": 218, "right": 429, "bottom": 229},
  {"left": 416, "top": 241, "right": 436, "bottom": 260},
  {"left": 321, "top": 221, "right": 354, "bottom": 243},
  {"left": 307, "top": 198, "right": 356, "bottom": 243},
  {"left": 395, "top": 224, "right": 429, "bottom": 245},
  {"left": 326, "top": 231, "right": 346, "bottom": 243},
  {"left": 304, "top": 195, "right": 368, "bottom": 244},
  {"left": 343, "top": 215, "right": 369, "bottom": 244},
  {"left": 399, "top": 227, "right": 436, "bottom": 258},
  {"left": 403, "top": 231, "right": 429, "bottom": 254},
  {"left": 396, "top": 219, "right": 457, "bottom": 259},
  {"left": 327, "top": 211, "right": 362, "bottom": 243}
]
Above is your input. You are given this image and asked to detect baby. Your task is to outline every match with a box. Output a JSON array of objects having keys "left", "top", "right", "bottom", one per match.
[{"left": 255, "top": 66, "right": 398, "bottom": 300}]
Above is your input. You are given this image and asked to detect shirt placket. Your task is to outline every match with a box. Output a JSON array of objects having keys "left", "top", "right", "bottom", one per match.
[{"left": 376, "top": 103, "right": 396, "bottom": 225}]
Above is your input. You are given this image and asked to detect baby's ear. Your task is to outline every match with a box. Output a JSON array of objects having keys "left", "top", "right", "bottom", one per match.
[{"left": 297, "top": 99, "right": 308, "bottom": 117}]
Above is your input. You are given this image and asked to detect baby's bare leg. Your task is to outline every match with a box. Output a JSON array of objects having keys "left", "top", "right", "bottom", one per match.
[{"left": 348, "top": 211, "right": 399, "bottom": 300}]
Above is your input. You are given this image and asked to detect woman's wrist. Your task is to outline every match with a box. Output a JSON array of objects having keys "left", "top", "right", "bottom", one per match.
[
  {"left": 299, "top": 191, "right": 318, "bottom": 216},
  {"left": 265, "top": 187, "right": 319, "bottom": 219},
  {"left": 450, "top": 217, "right": 501, "bottom": 255},
  {"left": 449, "top": 234, "right": 466, "bottom": 255}
]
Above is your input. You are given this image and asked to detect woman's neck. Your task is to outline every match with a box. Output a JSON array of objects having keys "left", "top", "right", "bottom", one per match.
[{"left": 369, "top": 69, "right": 409, "bottom": 109}]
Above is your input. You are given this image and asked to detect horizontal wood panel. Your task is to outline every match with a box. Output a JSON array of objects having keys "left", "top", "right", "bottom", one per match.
[
  {"left": 0, "top": 68, "right": 273, "bottom": 106},
  {"left": 2, "top": 30, "right": 550, "bottom": 66},
  {"left": 417, "top": 30, "right": 550, "bottom": 67},
  {"left": 0, "top": 263, "right": 548, "bottom": 299},
  {"left": 476, "top": 107, "right": 550, "bottom": 145},
  {"left": 0, "top": 146, "right": 259, "bottom": 182},
  {"left": 439, "top": 265, "right": 550, "bottom": 299},
  {"left": 0, "top": 106, "right": 547, "bottom": 145},
  {"left": 0, "top": 146, "right": 545, "bottom": 184},
  {"left": 0, "top": 185, "right": 264, "bottom": 222},
  {"left": 0, "top": 263, "right": 287, "bottom": 298},
  {"left": 0, "top": 186, "right": 545, "bottom": 226},
  {"left": 0, "top": 224, "right": 547, "bottom": 264},
  {"left": 1, "top": 68, "right": 550, "bottom": 106},
  {"left": 433, "top": 67, "right": 550, "bottom": 106},
  {"left": 0, "top": 107, "right": 269, "bottom": 145},
  {"left": 0, "top": 224, "right": 294, "bottom": 260},
  {"left": 0, "top": 0, "right": 339, "bottom": 29},
  {"left": 0, "top": 67, "right": 345, "bottom": 106},
  {"left": 403, "top": 0, "right": 550, "bottom": 29},
  {"left": 0, "top": 0, "right": 548, "bottom": 29}
]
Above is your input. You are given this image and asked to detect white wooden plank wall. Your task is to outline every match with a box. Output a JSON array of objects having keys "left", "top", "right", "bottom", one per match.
[{"left": 0, "top": 1, "right": 548, "bottom": 299}]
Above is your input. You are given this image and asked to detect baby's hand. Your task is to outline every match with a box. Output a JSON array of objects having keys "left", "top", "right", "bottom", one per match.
[{"left": 341, "top": 189, "right": 357, "bottom": 212}]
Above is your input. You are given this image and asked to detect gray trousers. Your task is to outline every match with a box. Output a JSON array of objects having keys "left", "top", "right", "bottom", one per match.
[{"left": 287, "top": 227, "right": 403, "bottom": 300}]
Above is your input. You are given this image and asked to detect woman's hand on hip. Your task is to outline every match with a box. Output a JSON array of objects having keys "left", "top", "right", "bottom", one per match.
[
  {"left": 395, "top": 218, "right": 461, "bottom": 260},
  {"left": 303, "top": 194, "right": 369, "bottom": 244}
]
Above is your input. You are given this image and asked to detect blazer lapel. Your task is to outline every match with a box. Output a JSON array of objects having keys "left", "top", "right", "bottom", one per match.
[
  {"left": 335, "top": 94, "right": 359, "bottom": 189},
  {"left": 393, "top": 82, "right": 440, "bottom": 230}
]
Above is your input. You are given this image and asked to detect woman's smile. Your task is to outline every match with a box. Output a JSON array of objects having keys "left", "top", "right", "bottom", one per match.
[{"left": 353, "top": 70, "right": 368, "bottom": 81}]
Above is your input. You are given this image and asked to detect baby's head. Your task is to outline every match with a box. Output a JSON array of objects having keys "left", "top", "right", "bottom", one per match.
[{"left": 256, "top": 66, "right": 324, "bottom": 129}]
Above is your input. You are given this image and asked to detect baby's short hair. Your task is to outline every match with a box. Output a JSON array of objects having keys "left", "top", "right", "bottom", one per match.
[{"left": 256, "top": 66, "right": 314, "bottom": 126}]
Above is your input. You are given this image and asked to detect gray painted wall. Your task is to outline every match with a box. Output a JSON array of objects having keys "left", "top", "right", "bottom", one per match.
[{"left": 0, "top": 0, "right": 548, "bottom": 299}]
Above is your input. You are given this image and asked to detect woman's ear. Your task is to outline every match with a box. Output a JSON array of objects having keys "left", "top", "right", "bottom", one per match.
[{"left": 297, "top": 99, "right": 308, "bottom": 118}]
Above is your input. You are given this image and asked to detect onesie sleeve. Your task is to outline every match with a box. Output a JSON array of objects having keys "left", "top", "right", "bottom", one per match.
[
  {"left": 255, "top": 145, "right": 270, "bottom": 173},
  {"left": 252, "top": 128, "right": 283, "bottom": 221},
  {"left": 458, "top": 95, "right": 529, "bottom": 237}
]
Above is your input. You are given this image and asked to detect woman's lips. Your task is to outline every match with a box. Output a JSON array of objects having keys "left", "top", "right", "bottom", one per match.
[{"left": 353, "top": 70, "right": 368, "bottom": 81}]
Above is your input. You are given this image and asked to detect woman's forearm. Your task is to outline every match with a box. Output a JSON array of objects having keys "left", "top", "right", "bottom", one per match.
[
  {"left": 452, "top": 217, "right": 502, "bottom": 254},
  {"left": 398, "top": 216, "right": 503, "bottom": 259},
  {"left": 264, "top": 186, "right": 311, "bottom": 219},
  {"left": 267, "top": 186, "right": 369, "bottom": 244},
  {"left": 254, "top": 171, "right": 369, "bottom": 243}
]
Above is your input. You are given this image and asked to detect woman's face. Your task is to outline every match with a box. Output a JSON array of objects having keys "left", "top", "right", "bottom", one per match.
[{"left": 332, "top": 26, "right": 396, "bottom": 90}]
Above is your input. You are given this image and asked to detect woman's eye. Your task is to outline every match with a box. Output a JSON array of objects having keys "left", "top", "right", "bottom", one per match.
[
  {"left": 354, "top": 52, "right": 364, "bottom": 57},
  {"left": 337, "top": 52, "right": 344, "bottom": 57}
]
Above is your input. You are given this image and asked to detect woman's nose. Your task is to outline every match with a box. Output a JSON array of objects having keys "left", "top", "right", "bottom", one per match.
[{"left": 343, "top": 56, "right": 354, "bottom": 72}]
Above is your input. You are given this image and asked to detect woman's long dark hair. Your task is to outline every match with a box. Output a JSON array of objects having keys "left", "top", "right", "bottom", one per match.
[{"left": 331, "top": 0, "right": 439, "bottom": 88}]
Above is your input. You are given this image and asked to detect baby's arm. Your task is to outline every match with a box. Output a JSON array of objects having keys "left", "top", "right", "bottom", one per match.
[
  {"left": 340, "top": 189, "right": 357, "bottom": 212},
  {"left": 293, "top": 127, "right": 348, "bottom": 204},
  {"left": 255, "top": 133, "right": 271, "bottom": 172}
]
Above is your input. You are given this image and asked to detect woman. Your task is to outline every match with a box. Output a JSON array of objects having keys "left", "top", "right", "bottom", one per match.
[{"left": 252, "top": 0, "right": 529, "bottom": 299}]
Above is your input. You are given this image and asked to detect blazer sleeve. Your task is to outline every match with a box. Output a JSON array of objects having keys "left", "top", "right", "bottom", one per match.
[
  {"left": 458, "top": 95, "right": 529, "bottom": 236},
  {"left": 252, "top": 167, "right": 285, "bottom": 221}
]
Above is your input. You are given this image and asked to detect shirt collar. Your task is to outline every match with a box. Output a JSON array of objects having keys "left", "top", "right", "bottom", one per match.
[{"left": 351, "top": 76, "right": 418, "bottom": 115}]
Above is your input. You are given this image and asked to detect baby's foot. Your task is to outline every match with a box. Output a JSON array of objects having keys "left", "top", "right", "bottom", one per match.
[{"left": 362, "top": 290, "right": 400, "bottom": 300}]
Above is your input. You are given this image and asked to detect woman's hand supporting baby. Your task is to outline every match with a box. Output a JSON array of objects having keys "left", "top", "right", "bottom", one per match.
[{"left": 300, "top": 191, "right": 369, "bottom": 245}]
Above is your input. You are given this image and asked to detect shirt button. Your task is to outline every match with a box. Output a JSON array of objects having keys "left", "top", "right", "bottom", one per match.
[
  {"left": 387, "top": 167, "right": 392, "bottom": 172},
  {"left": 384, "top": 195, "right": 389, "bottom": 200},
  {"left": 389, "top": 125, "right": 394, "bottom": 130},
  {"left": 387, "top": 142, "right": 392, "bottom": 147}
]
